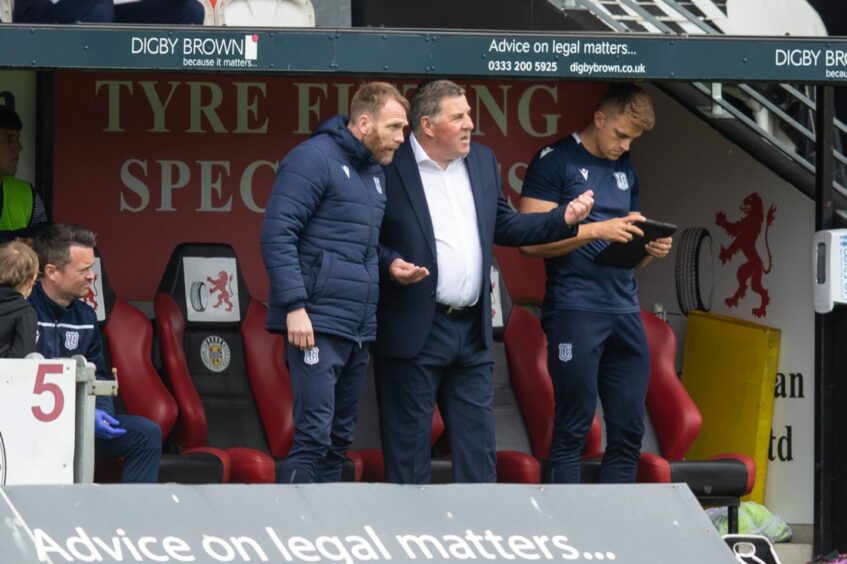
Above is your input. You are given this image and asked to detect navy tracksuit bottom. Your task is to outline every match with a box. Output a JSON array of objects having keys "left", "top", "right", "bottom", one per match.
[
  {"left": 278, "top": 333, "right": 369, "bottom": 484},
  {"left": 95, "top": 414, "right": 161, "bottom": 484},
  {"left": 543, "top": 309, "right": 650, "bottom": 484}
]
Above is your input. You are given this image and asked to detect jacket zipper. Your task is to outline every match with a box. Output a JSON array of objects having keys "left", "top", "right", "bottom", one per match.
[{"left": 357, "top": 173, "right": 375, "bottom": 348}]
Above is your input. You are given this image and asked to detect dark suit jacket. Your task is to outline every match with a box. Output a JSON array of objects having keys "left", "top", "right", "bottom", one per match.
[{"left": 376, "top": 140, "right": 575, "bottom": 359}]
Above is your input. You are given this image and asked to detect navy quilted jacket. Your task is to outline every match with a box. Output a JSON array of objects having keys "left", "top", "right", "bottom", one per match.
[{"left": 261, "top": 116, "right": 386, "bottom": 343}]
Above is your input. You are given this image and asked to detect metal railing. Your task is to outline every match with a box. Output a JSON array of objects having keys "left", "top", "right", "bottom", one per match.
[
  {"left": 558, "top": 0, "right": 847, "bottom": 207},
  {"left": 72, "top": 355, "right": 119, "bottom": 483}
]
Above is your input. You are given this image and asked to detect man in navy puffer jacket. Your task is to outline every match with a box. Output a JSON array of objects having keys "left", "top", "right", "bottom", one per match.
[{"left": 261, "top": 82, "right": 426, "bottom": 483}]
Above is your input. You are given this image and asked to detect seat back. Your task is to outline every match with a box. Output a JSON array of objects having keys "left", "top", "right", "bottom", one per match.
[
  {"left": 502, "top": 305, "right": 556, "bottom": 459},
  {"left": 241, "top": 299, "right": 293, "bottom": 459},
  {"left": 640, "top": 309, "right": 703, "bottom": 461},
  {"left": 154, "top": 243, "right": 278, "bottom": 454},
  {"left": 640, "top": 310, "right": 754, "bottom": 496},
  {"left": 490, "top": 262, "right": 533, "bottom": 454},
  {"left": 495, "top": 261, "right": 602, "bottom": 459},
  {"left": 95, "top": 250, "right": 179, "bottom": 438},
  {"left": 492, "top": 246, "right": 547, "bottom": 307}
]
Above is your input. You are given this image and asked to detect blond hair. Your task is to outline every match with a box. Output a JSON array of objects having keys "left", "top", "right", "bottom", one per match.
[
  {"left": 0, "top": 241, "right": 38, "bottom": 290},
  {"left": 350, "top": 82, "right": 410, "bottom": 121}
]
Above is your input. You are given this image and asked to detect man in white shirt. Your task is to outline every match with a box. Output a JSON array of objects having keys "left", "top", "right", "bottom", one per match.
[{"left": 375, "top": 79, "right": 594, "bottom": 484}]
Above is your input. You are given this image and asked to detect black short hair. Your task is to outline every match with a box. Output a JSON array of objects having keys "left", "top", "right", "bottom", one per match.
[
  {"left": 34, "top": 224, "right": 97, "bottom": 272},
  {"left": 0, "top": 92, "right": 22, "bottom": 131}
]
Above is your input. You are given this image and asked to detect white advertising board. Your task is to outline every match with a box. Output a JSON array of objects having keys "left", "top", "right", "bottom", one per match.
[
  {"left": 0, "top": 483, "right": 739, "bottom": 564},
  {"left": 0, "top": 359, "right": 76, "bottom": 485}
]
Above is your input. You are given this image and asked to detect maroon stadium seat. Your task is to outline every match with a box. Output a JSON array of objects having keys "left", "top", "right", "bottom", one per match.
[
  {"left": 93, "top": 250, "right": 230, "bottom": 483},
  {"left": 574, "top": 310, "right": 753, "bottom": 530},
  {"left": 502, "top": 305, "right": 603, "bottom": 466},
  {"left": 154, "top": 243, "right": 283, "bottom": 483},
  {"left": 635, "top": 309, "right": 754, "bottom": 529},
  {"left": 493, "top": 246, "right": 547, "bottom": 309},
  {"left": 481, "top": 261, "right": 600, "bottom": 482}
]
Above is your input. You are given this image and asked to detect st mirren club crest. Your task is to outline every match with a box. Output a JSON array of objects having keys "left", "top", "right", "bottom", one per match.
[
  {"left": 613, "top": 172, "right": 630, "bottom": 191},
  {"left": 200, "top": 335, "right": 231, "bottom": 373},
  {"left": 558, "top": 343, "right": 572, "bottom": 362},
  {"left": 64, "top": 331, "right": 80, "bottom": 351}
]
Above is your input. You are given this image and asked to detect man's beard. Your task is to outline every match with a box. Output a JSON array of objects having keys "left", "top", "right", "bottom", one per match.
[{"left": 364, "top": 130, "right": 396, "bottom": 165}]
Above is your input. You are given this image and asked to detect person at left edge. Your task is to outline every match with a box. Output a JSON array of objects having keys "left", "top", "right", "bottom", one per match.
[
  {"left": 30, "top": 224, "right": 161, "bottom": 483},
  {"left": 0, "top": 96, "right": 48, "bottom": 244},
  {"left": 0, "top": 241, "right": 39, "bottom": 358},
  {"left": 261, "top": 82, "right": 427, "bottom": 483}
]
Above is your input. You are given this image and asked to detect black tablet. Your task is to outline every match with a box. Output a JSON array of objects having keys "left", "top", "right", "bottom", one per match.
[{"left": 593, "top": 219, "right": 677, "bottom": 268}]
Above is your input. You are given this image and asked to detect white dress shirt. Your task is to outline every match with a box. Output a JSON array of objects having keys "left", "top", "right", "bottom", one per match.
[{"left": 411, "top": 134, "right": 483, "bottom": 308}]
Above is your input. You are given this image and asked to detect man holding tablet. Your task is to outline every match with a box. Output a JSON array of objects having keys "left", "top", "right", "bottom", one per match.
[{"left": 519, "top": 83, "right": 672, "bottom": 484}]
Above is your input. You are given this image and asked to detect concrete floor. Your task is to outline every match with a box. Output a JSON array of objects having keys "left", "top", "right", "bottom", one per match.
[{"left": 775, "top": 525, "right": 813, "bottom": 564}]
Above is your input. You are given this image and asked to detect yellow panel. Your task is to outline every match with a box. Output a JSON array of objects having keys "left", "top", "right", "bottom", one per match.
[{"left": 681, "top": 311, "right": 781, "bottom": 504}]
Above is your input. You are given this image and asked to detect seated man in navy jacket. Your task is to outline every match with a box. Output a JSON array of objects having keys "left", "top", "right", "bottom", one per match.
[{"left": 30, "top": 223, "right": 161, "bottom": 483}]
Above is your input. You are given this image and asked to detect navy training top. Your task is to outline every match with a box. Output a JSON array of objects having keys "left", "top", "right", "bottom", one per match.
[{"left": 521, "top": 132, "right": 641, "bottom": 314}]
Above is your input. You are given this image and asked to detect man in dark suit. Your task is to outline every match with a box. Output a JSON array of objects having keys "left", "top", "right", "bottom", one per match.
[{"left": 376, "top": 80, "right": 594, "bottom": 484}]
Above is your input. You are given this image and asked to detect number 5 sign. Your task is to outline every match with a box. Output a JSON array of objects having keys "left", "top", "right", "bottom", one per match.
[{"left": 0, "top": 359, "right": 76, "bottom": 485}]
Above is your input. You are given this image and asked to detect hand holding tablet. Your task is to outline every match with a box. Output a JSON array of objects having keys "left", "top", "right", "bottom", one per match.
[{"left": 594, "top": 218, "right": 677, "bottom": 268}]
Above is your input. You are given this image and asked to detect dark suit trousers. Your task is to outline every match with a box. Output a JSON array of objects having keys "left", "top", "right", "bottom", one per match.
[{"left": 375, "top": 310, "right": 496, "bottom": 484}]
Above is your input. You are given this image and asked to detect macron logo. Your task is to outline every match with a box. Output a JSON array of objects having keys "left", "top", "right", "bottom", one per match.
[
  {"left": 539, "top": 147, "right": 553, "bottom": 159},
  {"left": 579, "top": 168, "right": 589, "bottom": 181},
  {"left": 342, "top": 165, "right": 350, "bottom": 178}
]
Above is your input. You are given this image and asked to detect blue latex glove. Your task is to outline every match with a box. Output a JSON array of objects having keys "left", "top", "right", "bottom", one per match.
[{"left": 94, "top": 409, "right": 127, "bottom": 439}]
